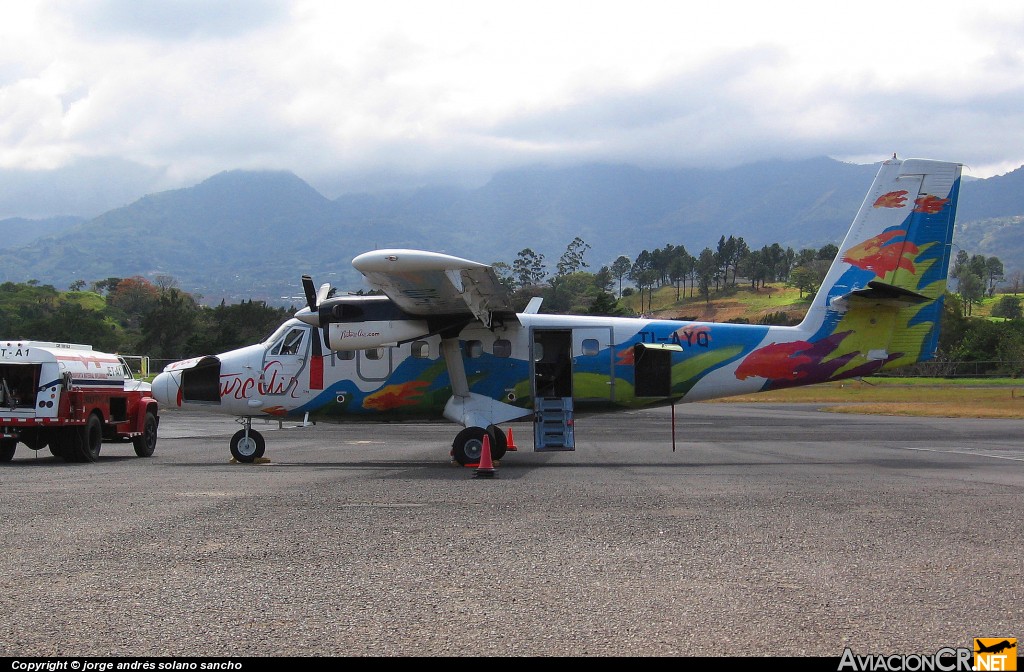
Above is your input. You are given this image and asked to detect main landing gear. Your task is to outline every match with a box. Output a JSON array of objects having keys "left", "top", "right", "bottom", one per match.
[
  {"left": 450, "top": 425, "right": 507, "bottom": 466},
  {"left": 227, "top": 417, "right": 510, "bottom": 467}
]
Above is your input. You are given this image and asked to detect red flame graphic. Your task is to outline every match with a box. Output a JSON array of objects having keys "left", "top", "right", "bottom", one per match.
[{"left": 873, "top": 190, "right": 908, "bottom": 208}]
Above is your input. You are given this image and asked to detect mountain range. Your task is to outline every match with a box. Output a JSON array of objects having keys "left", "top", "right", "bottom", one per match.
[{"left": 1, "top": 157, "right": 1022, "bottom": 307}]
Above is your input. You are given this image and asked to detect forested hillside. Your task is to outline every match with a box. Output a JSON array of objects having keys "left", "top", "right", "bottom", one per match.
[{"left": 1, "top": 157, "right": 1021, "bottom": 307}]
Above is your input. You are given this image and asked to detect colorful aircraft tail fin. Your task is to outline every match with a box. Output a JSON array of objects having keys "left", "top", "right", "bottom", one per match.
[{"left": 796, "top": 157, "right": 962, "bottom": 373}]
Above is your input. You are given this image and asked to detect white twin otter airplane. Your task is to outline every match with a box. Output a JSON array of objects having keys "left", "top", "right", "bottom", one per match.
[{"left": 152, "top": 157, "right": 962, "bottom": 466}]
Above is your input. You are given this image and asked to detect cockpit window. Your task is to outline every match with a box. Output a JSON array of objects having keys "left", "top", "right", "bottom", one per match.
[
  {"left": 264, "top": 323, "right": 292, "bottom": 346},
  {"left": 270, "top": 327, "right": 306, "bottom": 356},
  {"left": 282, "top": 329, "right": 305, "bottom": 355}
]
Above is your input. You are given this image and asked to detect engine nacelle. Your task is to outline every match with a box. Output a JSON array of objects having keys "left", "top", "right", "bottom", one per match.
[
  {"left": 325, "top": 320, "right": 430, "bottom": 350},
  {"left": 317, "top": 295, "right": 431, "bottom": 351}
]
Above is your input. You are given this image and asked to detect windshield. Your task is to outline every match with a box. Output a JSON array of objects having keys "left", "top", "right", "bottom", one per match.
[{"left": 263, "top": 322, "right": 293, "bottom": 346}]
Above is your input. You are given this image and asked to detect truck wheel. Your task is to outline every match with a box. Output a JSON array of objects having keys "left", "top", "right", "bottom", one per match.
[
  {"left": 133, "top": 411, "right": 158, "bottom": 457},
  {"left": 230, "top": 429, "right": 265, "bottom": 463},
  {"left": 0, "top": 438, "right": 15, "bottom": 462},
  {"left": 21, "top": 429, "right": 48, "bottom": 451},
  {"left": 49, "top": 430, "right": 75, "bottom": 462},
  {"left": 74, "top": 414, "right": 103, "bottom": 463}
]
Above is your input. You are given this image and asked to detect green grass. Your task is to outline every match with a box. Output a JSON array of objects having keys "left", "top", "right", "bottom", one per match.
[
  {"left": 623, "top": 284, "right": 810, "bottom": 322},
  {"left": 712, "top": 377, "right": 1024, "bottom": 418}
]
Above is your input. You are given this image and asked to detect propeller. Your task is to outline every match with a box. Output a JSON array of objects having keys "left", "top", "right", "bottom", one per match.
[{"left": 296, "top": 275, "right": 332, "bottom": 327}]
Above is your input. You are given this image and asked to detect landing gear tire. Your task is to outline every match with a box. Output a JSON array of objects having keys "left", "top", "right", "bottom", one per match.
[
  {"left": 451, "top": 426, "right": 507, "bottom": 466},
  {"left": 133, "top": 411, "right": 158, "bottom": 457},
  {"left": 230, "top": 429, "right": 265, "bottom": 463},
  {"left": 0, "top": 438, "right": 16, "bottom": 462},
  {"left": 451, "top": 427, "right": 486, "bottom": 466},
  {"left": 486, "top": 425, "right": 508, "bottom": 461}
]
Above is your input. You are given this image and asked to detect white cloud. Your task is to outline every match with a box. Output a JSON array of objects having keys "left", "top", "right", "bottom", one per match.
[{"left": 1, "top": 0, "right": 1022, "bottom": 203}]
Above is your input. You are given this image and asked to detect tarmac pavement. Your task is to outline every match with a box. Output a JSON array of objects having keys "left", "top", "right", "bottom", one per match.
[{"left": 1, "top": 403, "right": 1021, "bottom": 657}]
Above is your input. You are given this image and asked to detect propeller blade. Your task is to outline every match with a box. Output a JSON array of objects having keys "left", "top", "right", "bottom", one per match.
[
  {"left": 301, "top": 275, "right": 318, "bottom": 311},
  {"left": 316, "top": 282, "right": 332, "bottom": 307}
]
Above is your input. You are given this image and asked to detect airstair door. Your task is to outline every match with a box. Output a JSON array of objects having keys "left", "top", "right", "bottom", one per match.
[
  {"left": 531, "top": 329, "right": 575, "bottom": 451},
  {"left": 534, "top": 396, "right": 574, "bottom": 451}
]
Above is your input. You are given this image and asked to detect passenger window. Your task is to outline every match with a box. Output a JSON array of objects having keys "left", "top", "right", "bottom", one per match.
[
  {"left": 466, "top": 340, "right": 483, "bottom": 358},
  {"left": 412, "top": 341, "right": 430, "bottom": 359},
  {"left": 581, "top": 338, "right": 600, "bottom": 356},
  {"left": 533, "top": 343, "right": 544, "bottom": 362},
  {"left": 365, "top": 347, "right": 385, "bottom": 360},
  {"left": 336, "top": 350, "right": 355, "bottom": 361},
  {"left": 493, "top": 339, "right": 511, "bottom": 358}
]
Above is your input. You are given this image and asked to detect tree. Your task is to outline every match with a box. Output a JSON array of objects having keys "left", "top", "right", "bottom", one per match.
[
  {"left": 732, "top": 237, "right": 750, "bottom": 285},
  {"left": 951, "top": 249, "right": 970, "bottom": 292},
  {"left": 739, "top": 248, "right": 767, "bottom": 289},
  {"left": 206, "top": 299, "right": 292, "bottom": 353},
  {"left": 154, "top": 274, "right": 179, "bottom": 291},
  {"left": 139, "top": 289, "right": 201, "bottom": 359},
  {"left": 550, "top": 238, "right": 592, "bottom": 310},
  {"left": 628, "top": 250, "right": 656, "bottom": 314},
  {"left": 795, "top": 248, "right": 817, "bottom": 267},
  {"left": 695, "top": 248, "right": 716, "bottom": 304},
  {"left": 1007, "top": 270, "right": 1022, "bottom": 295},
  {"left": 21, "top": 300, "right": 120, "bottom": 352},
  {"left": 787, "top": 260, "right": 830, "bottom": 299},
  {"left": 992, "top": 295, "right": 1022, "bottom": 320},
  {"left": 592, "top": 265, "right": 614, "bottom": 294},
  {"left": 668, "top": 253, "right": 690, "bottom": 300},
  {"left": 763, "top": 243, "right": 786, "bottom": 283},
  {"left": 490, "top": 261, "right": 516, "bottom": 291},
  {"left": 984, "top": 256, "right": 1004, "bottom": 296},
  {"left": 586, "top": 291, "right": 622, "bottom": 316},
  {"left": 610, "top": 256, "right": 632, "bottom": 297},
  {"left": 68, "top": 280, "right": 86, "bottom": 292},
  {"left": 544, "top": 271, "right": 602, "bottom": 313},
  {"left": 90, "top": 277, "right": 122, "bottom": 295},
  {"left": 958, "top": 272, "right": 985, "bottom": 316},
  {"left": 513, "top": 248, "right": 546, "bottom": 288},
  {"left": 107, "top": 276, "right": 161, "bottom": 329},
  {"left": 556, "top": 237, "right": 591, "bottom": 276}
]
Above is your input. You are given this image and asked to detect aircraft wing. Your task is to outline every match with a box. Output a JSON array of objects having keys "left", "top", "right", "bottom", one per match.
[{"left": 351, "top": 249, "right": 519, "bottom": 328}]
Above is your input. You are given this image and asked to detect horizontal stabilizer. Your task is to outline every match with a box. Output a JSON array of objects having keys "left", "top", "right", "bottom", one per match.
[{"left": 848, "top": 280, "right": 929, "bottom": 305}]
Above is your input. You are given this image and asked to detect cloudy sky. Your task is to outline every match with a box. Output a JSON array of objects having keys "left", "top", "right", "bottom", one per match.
[{"left": 3, "top": 0, "right": 1023, "bottom": 200}]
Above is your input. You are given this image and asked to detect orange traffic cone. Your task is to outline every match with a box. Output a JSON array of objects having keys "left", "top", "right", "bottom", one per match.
[
  {"left": 473, "top": 434, "right": 496, "bottom": 479},
  {"left": 505, "top": 426, "right": 518, "bottom": 451}
]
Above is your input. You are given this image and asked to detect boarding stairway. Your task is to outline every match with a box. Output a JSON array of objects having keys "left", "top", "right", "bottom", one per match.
[{"left": 534, "top": 397, "right": 575, "bottom": 451}]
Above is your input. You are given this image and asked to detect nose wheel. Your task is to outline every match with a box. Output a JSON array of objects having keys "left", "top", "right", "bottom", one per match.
[{"left": 230, "top": 420, "right": 265, "bottom": 462}]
